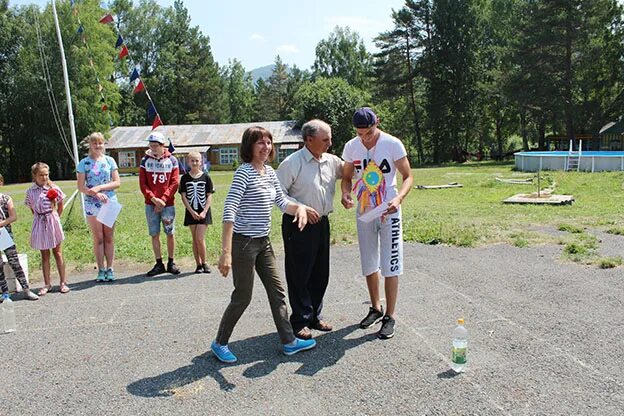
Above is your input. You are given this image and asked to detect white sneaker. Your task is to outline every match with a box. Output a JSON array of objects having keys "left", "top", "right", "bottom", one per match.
[{"left": 24, "top": 290, "right": 39, "bottom": 301}]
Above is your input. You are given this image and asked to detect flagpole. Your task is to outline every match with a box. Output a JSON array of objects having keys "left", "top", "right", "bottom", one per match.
[{"left": 51, "top": 0, "right": 85, "bottom": 217}]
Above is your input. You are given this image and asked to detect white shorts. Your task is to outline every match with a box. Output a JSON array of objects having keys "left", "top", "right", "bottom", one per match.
[{"left": 356, "top": 209, "right": 403, "bottom": 277}]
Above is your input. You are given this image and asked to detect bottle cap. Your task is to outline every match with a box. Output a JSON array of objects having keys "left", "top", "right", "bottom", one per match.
[{"left": 457, "top": 318, "right": 464, "bottom": 325}]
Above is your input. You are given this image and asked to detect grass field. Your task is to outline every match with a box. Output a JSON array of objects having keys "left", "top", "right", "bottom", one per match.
[{"left": 3, "top": 161, "right": 623, "bottom": 271}]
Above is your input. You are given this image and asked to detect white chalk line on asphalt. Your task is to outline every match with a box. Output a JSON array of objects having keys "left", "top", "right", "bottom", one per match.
[{"left": 429, "top": 275, "right": 624, "bottom": 391}]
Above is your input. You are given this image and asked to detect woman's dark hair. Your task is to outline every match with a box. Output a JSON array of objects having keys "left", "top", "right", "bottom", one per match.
[{"left": 240, "top": 126, "right": 275, "bottom": 163}]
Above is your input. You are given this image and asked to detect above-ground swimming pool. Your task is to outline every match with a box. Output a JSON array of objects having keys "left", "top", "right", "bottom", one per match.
[{"left": 514, "top": 151, "right": 624, "bottom": 172}]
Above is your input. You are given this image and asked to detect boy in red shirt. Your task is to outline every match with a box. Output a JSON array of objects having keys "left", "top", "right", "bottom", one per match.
[{"left": 139, "top": 131, "right": 181, "bottom": 276}]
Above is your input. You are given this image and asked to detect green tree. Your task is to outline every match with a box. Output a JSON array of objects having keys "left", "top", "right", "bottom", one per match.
[
  {"left": 254, "top": 56, "right": 306, "bottom": 121},
  {"left": 112, "top": 0, "right": 226, "bottom": 126},
  {"left": 313, "top": 26, "right": 372, "bottom": 89},
  {"left": 291, "top": 77, "right": 368, "bottom": 152},
  {"left": 427, "top": 0, "right": 478, "bottom": 163},
  {"left": 223, "top": 59, "right": 255, "bottom": 123},
  {"left": 472, "top": 0, "right": 520, "bottom": 156},
  {"left": 374, "top": 1, "right": 432, "bottom": 163}
]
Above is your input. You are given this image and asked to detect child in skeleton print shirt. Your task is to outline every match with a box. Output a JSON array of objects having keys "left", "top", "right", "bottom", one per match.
[{"left": 179, "top": 152, "right": 214, "bottom": 273}]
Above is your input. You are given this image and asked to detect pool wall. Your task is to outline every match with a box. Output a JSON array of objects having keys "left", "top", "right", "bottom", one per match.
[{"left": 514, "top": 151, "right": 624, "bottom": 172}]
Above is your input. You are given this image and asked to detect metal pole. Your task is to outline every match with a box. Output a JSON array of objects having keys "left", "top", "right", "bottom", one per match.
[{"left": 51, "top": 0, "right": 85, "bottom": 217}]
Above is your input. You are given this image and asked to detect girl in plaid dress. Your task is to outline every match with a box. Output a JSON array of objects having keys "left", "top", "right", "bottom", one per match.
[{"left": 25, "top": 162, "right": 69, "bottom": 295}]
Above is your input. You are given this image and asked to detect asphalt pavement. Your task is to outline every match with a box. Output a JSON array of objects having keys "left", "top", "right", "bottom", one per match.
[{"left": 1, "top": 242, "right": 623, "bottom": 415}]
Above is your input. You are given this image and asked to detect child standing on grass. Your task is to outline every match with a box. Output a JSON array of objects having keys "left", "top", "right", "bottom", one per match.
[
  {"left": 77, "top": 132, "right": 121, "bottom": 282},
  {"left": 139, "top": 131, "right": 181, "bottom": 276},
  {"left": 0, "top": 173, "right": 39, "bottom": 302},
  {"left": 179, "top": 152, "right": 214, "bottom": 273},
  {"left": 25, "top": 162, "right": 69, "bottom": 295}
]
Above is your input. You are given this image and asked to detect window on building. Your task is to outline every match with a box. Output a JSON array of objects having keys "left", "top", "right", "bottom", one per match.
[
  {"left": 278, "top": 147, "right": 296, "bottom": 162},
  {"left": 118, "top": 151, "right": 136, "bottom": 168},
  {"left": 219, "top": 147, "right": 238, "bottom": 165}
]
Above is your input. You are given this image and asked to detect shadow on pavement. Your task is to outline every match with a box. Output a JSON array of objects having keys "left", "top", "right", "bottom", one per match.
[
  {"left": 437, "top": 369, "right": 460, "bottom": 379},
  {"left": 126, "top": 324, "right": 375, "bottom": 396},
  {"left": 67, "top": 271, "right": 195, "bottom": 291}
]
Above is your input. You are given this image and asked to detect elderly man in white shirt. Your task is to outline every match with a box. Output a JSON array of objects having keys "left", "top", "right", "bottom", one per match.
[{"left": 277, "top": 119, "right": 343, "bottom": 340}]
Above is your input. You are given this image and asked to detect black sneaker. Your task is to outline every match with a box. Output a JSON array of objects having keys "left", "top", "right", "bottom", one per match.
[
  {"left": 202, "top": 263, "right": 211, "bottom": 274},
  {"left": 378, "top": 315, "right": 396, "bottom": 339},
  {"left": 359, "top": 306, "right": 384, "bottom": 329},
  {"left": 167, "top": 261, "right": 181, "bottom": 275},
  {"left": 147, "top": 262, "right": 166, "bottom": 277},
  {"left": 195, "top": 265, "right": 203, "bottom": 274}
]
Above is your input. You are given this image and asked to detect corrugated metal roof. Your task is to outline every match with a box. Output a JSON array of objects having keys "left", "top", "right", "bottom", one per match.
[
  {"left": 107, "top": 121, "right": 303, "bottom": 150},
  {"left": 173, "top": 146, "right": 211, "bottom": 154},
  {"left": 280, "top": 143, "right": 300, "bottom": 149}
]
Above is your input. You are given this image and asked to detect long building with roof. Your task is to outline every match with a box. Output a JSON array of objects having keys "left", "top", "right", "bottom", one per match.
[{"left": 105, "top": 121, "right": 303, "bottom": 173}]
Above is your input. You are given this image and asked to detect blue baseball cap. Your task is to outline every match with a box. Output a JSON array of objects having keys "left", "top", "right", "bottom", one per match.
[{"left": 352, "top": 107, "right": 378, "bottom": 128}]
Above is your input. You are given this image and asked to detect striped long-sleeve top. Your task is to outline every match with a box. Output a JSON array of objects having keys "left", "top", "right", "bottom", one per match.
[{"left": 223, "top": 163, "right": 289, "bottom": 238}]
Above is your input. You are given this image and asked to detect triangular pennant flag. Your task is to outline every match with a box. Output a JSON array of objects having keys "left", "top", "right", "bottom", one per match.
[
  {"left": 77, "top": 24, "right": 84, "bottom": 34},
  {"left": 130, "top": 67, "right": 140, "bottom": 82},
  {"left": 147, "top": 103, "right": 157, "bottom": 119},
  {"left": 102, "top": 104, "right": 108, "bottom": 112},
  {"left": 118, "top": 45, "right": 129, "bottom": 60},
  {"left": 133, "top": 80, "right": 145, "bottom": 94},
  {"left": 99, "top": 13, "right": 114, "bottom": 24},
  {"left": 168, "top": 140, "right": 176, "bottom": 154},
  {"left": 115, "top": 35, "right": 124, "bottom": 48},
  {"left": 152, "top": 115, "right": 162, "bottom": 130}
]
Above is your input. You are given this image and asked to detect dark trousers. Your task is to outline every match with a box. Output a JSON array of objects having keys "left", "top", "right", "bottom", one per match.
[
  {"left": 0, "top": 246, "right": 29, "bottom": 293},
  {"left": 282, "top": 214, "right": 330, "bottom": 331},
  {"left": 216, "top": 233, "right": 295, "bottom": 345}
]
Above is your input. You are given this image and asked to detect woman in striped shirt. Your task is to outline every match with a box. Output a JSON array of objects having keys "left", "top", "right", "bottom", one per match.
[{"left": 211, "top": 126, "right": 317, "bottom": 364}]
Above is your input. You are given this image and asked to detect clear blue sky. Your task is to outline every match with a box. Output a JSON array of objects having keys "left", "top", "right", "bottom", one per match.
[{"left": 9, "top": 0, "right": 406, "bottom": 71}]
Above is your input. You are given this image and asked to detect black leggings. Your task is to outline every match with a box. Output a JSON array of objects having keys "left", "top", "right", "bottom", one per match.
[{"left": 0, "top": 246, "right": 29, "bottom": 293}]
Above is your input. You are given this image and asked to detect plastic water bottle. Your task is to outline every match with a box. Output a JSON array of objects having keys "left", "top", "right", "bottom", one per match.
[
  {"left": 451, "top": 318, "right": 467, "bottom": 373},
  {"left": 2, "top": 295, "right": 16, "bottom": 333}
]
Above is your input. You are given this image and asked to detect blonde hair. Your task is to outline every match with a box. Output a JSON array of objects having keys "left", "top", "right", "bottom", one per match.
[
  {"left": 186, "top": 151, "right": 202, "bottom": 161},
  {"left": 86, "top": 132, "right": 106, "bottom": 158},
  {"left": 31, "top": 162, "right": 53, "bottom": 187}
]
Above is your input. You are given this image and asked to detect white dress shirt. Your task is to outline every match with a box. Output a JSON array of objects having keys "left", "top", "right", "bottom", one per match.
[{"left": 277, "top": 146, "right": 343, "bottom": 217}]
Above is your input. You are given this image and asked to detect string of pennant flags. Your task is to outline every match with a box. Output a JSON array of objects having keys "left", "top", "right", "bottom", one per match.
[
  {"left": 68, "top": 1, "right": 165, "bottom": 132},
  {"left": 69, "top": 2, "right": 113, "bottom": 127},
  {"left": 66, "top": 1, "right": 174, "bottom": 152},
  {"left": 98, "top": 12, "right": 164, "bottom": 130}
]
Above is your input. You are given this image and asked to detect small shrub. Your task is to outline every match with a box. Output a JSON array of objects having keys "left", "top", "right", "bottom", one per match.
[
  {"left": 512, "top": 237, "right": 529, "bottom": 248},
  {"left": 596, "top": 257, "right": 623, "bottom": 269},
  {"left": 606, "top": 227, "right": 624, "bottom": 236},
  {"left": 558, "top": 224, "right": 584, "bottom": 233},
  {"left": 564, "top": 242, "right": 586, "bottom": 255}
]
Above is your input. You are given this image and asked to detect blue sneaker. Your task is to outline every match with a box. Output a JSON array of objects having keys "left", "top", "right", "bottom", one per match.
[
  {"left": 283, "top": 338, "right": 317, "bottom": 356},
  {"left": 211, "top": 341, "right": 237, "bottom": 363},
  {"left": 105, "top": 268, "right": 115, "bottom": 281},
  {"left": 0, "top": 292, "right": 9, "bottom": 302},
  {"left": 96, "top": 269, "right": 106, "bottom": 282}
]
